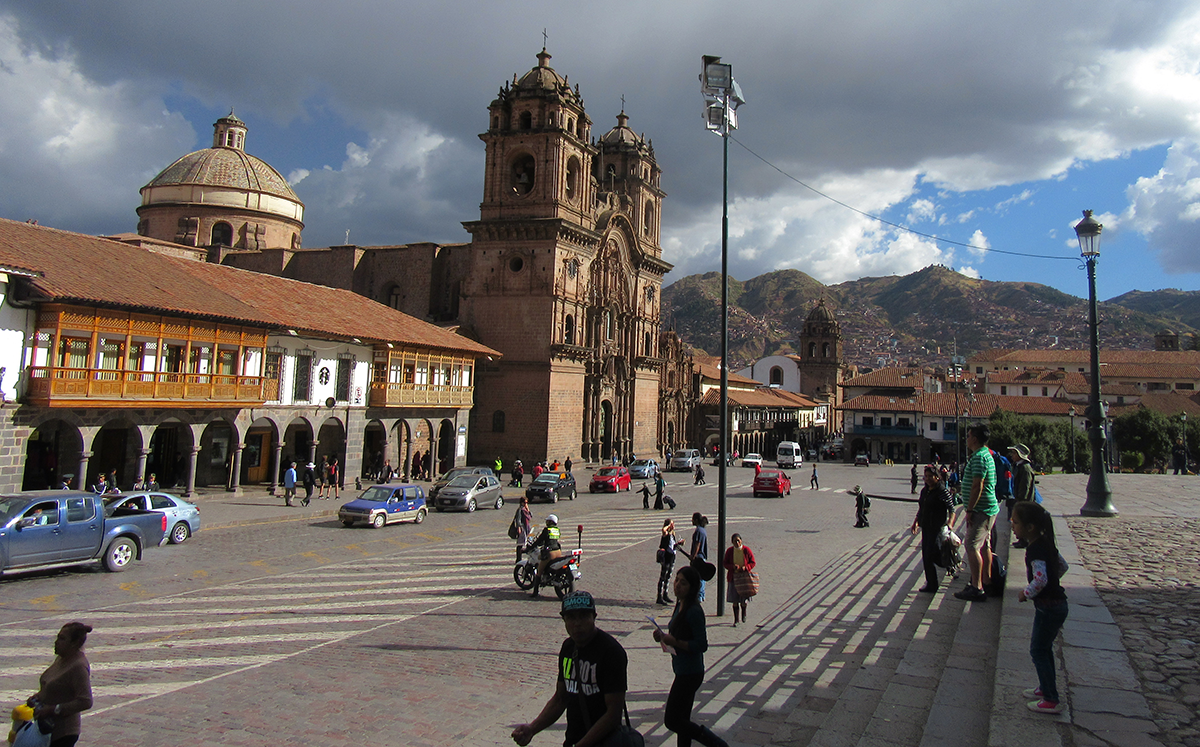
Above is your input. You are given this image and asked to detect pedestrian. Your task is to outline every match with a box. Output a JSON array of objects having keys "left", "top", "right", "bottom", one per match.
[
  {"left": 853, "top": 486, "right": 870, "bottom": 528},
  {"left": 494, "top": 456, "right": 503, "bottom": 475},
  {"left": 107, "top": 469, "right": 119, "bottom": 493},
  {"left": 689, "top": 513, "right": 710, "bottom": 602},
  {"left": 513, "top": 496, "right": 534, "bottom": 561},
  {"left": 911, "top": 462, "right": 919, "bottom": 494},
  {"left": 1012, "top": 501, "right": 1070, "bottom": 715},
  {"left": 639, "top": 482, "right": 652, "bottom": 510},
  {"left": 565, "top": 455, "right": 573, "bottom": 473},
  {"left": 693, "top": 463, "right": 705, "bottom": 486},
  {"left": 528, "top": 514, "right": 562, "bottom": 598},
  {"left": 144, "top": 473, "right": 159, "bottom": 490},
  {"left": 328, "top": 457, "right": 340, "bottom": 500},
  {"left": 29, "top": 621, "right": 93, "bottom": 747},
  {"left": 1173, "top": 438, "right": 1187, "bottom": 475},
  {"left": 381, "top": 458, "right": 394, "bottom": 484},
  {"left": 653, "top": 566, "right": 730, "bottom": 747},
  {"left": 549, "top": 459, "right": 560, "bottom": 471},
  {"left": 422, "top": 451, "right": 432, "bottom": 480},
  {"left": 302, "top": 462, "right": 316, "bottom": 506},
  {"left": 1009, "top": 443, "right": 1036, "bottom": 548},
  {"left": 533, "top": 461, "right": 544, "bottom": 480},
  {"left": 954, "top": 424, "right": 999, "bottom": 602},
  {"left": 510, "top": 592, "right": 629, "bottom": 747},
  {"left": 657, "top": 519, "right": 678, "bottom": 605},
  {"left": 92, "top": 473, "right": 107, "bottom": 495},
  {"left": 411, "top": 450, "right": 422, "bottom": 480},
  {"left": 722, "top": 533, "right": 757, "bottom": 626},
  {"left": 318, "top": 456, "right": 330, "bottom": 498},
  {"left": 283, "top": 462, "right": 297, "bottom": 506},
  {"left": 911, "top": 465, "right": 955, "bottom": 592},
  {"left": 810, "top": 464, "right": 819, "bottom": 490},
  {"left": 654, "top": 472, "right": 667, "bottom": 510}
]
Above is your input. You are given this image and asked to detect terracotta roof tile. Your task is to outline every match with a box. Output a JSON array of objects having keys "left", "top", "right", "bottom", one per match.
[
  {"left": 695, "top": 362, "right": 759, "bottom": 386},
  {"left": 699, "top": 387, "right": 820, "bottom": 407},
  {"left": 842, "top": 367, "right": 923, "bottom": 389},
  {"left": 0, "top": 218, "right": 499, "bottom": 358},
  {"left": 971, "top": 348, "right": 1200, "bottom": 366}
]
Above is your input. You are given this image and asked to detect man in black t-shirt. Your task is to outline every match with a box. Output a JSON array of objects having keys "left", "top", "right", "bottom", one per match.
[{"left": 512, "top": 591, "right": 628, "bottom": 747}]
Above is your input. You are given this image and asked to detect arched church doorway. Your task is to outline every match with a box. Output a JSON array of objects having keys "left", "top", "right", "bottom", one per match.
[{"left": 599, "top": 400, "right": 613, "bottom": 462}]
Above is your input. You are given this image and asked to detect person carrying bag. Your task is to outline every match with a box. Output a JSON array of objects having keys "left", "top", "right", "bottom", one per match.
[{"left": 722, "top": 533, "right": 758, "bottom": 626}]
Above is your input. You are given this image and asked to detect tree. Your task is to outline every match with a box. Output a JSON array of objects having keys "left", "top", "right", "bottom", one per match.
[
  {"left": 1111, "top": 408, "right": 1173, "bottom": 472},
  {"left": 987, "top": 409, "right": 1084, "bottom": 472}
]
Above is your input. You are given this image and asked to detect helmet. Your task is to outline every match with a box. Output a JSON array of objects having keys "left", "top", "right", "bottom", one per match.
[{"left": 546, "top": 514, "right": 558, "bottom": 525}]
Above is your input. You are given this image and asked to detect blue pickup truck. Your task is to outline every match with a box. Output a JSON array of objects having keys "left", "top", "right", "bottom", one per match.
[{"left": 0, "top": 490, "right": 168, "bottom": 575}]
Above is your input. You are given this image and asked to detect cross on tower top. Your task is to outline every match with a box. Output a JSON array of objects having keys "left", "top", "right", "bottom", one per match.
[
  {"left": 542, "top": 28, "right": 548, "bottom": 48},
  {"left": 620, "top": 94, "right": 625, "bottom": 112}
]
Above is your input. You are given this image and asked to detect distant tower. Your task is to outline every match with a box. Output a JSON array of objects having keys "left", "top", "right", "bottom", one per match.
[
  {"left": 1154, "top": 328, "right": 1180, "bottom": 351},
  {"left": 798, "top": 298, "right": 844, "bottom": 405},
  {"left": 137, "top": 112, "right": 305, "bottom": 258}
]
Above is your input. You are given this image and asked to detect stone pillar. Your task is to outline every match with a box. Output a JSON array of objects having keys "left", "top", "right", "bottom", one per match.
[
  {"left": 183, "top": 446, "right": 200, "bottom": 498},
  {"left": 428, "top": 438, "right": 439, "bottom": 480},
  {"left": 308, "top": 440, "right": 318, "bottom": 467},
  {"left": 135, "top": 448, "right": 150, "bottom": 488},
  {"left": 77, "top": 451, "right": 93, "bottom": 491},
  {"left": 269, "top": 441, "right": 284, "bottom": 496},
  {"left": 228, "top": 445, "right": 243, "bottom": 494}
]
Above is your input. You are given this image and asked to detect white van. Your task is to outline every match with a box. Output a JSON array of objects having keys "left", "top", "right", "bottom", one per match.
[
  {"left": 671, "top": 449, "right": 702, "bottom": 472},
  {"left": 776, "top": 442, "right": 802, "bottom": 469}
]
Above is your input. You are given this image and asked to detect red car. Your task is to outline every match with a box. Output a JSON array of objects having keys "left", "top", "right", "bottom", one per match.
[
  {"left": 589, "top": 466, "right": 632, "bottom": 493},
  {"left": 753, "top": 469, "right": 792, "bottom": 497}
]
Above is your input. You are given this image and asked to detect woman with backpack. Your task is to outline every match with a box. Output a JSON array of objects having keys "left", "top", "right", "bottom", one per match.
[{"left": 911, "top": 465, "right": 955, "bottom": 592}]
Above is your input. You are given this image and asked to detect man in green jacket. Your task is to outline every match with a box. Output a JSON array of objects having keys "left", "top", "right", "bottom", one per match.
[{"left": 954, "top": 424, "right": 998, "bottom": 602}]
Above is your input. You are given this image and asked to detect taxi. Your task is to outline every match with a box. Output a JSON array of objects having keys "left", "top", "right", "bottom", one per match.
[{"left": 339, "top": 484, "right": 427, "bottom": 528}]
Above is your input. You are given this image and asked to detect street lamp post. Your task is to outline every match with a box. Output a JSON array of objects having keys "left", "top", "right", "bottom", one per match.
[
  {"left": 1181, "top": 412, "right": 1188, "bottom": 475},
  {"left": 1068, "top": 405, "right": 1076, "bottom": 472},
  {"left": 1075, "top": 210, "right": 1118, "bottom": 517},
  {"left": 701, "top": 55, "right": 745, "bottom": 616}
]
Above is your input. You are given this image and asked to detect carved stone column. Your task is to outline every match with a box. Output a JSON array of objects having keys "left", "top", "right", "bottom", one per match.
[
  {"left": 270, "top": 441, "right": 284, "bottom": 496},
  {"left": 77, "top": 451, "right": 93, "bottom": 491},
  {"left": 183, "top": 446, "right": 201, "bottom": 498},
  {"left": 228, "top": 445, "right": 244, "bottom": 494}
]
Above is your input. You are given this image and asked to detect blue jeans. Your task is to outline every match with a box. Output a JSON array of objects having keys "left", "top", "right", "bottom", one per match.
[{"left": 1030, "top": 597, "right": 1069, "bottom": 702}]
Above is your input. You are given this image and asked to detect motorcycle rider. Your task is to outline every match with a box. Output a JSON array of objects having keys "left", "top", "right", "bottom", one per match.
[{"left": 528, "top": 514, "right": 563, "bottom": 598}]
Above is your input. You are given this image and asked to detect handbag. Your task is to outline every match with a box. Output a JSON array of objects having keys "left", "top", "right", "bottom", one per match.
[
  {"left": 732, "top": 568, "right": 760, "bottom": 597},
  {"left": 507, "top": 518, "right": 519, "bottom": 540},
  {"left": 11, "top": 718, "right": 52, "bottom": 747},
  {"left": 655, "top": 548, "right": 666, "bottom": 564},
  {"left": 572, "top": 646, "right": 645, "bottom": 747},
  {"left": 690, "top": 555, "right": 717, "bottom": 581}
]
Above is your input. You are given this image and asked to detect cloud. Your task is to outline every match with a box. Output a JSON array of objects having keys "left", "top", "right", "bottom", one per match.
[
  {"left": 958, "top": 266, "right": 981, "bottom": 279},
  {"left": 0, "top": 14, "right": 193, "bottom": 233},
  {"left": 1124, "top": 139, "right": 1200, "bottom": 271}
]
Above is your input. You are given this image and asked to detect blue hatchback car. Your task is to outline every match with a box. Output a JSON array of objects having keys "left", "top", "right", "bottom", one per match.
[{"left": 338, "top": 484, "right": 427, "bottom": 528}]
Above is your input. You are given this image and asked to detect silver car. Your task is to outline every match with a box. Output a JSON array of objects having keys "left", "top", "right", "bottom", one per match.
[
  {"left": 433, "top": 475, "right": 504, "bottom": 512},
  {"left": 105, "top": 492, "right": 200, "bottom": 544},
  {"left": 629, "top": 459, "right": 659, "bottom": 479}
]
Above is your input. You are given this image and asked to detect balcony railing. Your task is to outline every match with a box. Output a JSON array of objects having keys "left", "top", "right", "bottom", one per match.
[
  {"left": 369, "top": 382, "right": 474, "bottom": 408},
  {"left": 25, "top": 366, "right": 267, "bottom": 407}
]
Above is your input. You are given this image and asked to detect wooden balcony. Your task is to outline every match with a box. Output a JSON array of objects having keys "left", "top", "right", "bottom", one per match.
[
  {"left": 25, "top": 366, "right": 267, "bottom": 408},
  {"left": 369, "top": 382, "right": 474, "bottom": 408}
]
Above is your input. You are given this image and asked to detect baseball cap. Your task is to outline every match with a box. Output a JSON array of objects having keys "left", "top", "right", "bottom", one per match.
[{"left": 560, "top": 591, "right": 596, "bottom": 615}]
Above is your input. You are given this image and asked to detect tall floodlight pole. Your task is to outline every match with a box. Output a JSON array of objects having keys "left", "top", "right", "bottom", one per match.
[
  {"left": 1075, "top": 210, "right": 1118, "bottom": 517},
  {"left": 701, "top": 55, "right": 745, "bottom": 616}
]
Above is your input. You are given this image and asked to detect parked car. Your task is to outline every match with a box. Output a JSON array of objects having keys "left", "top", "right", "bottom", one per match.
[
  {"left": 1, "top": 491, "right": 167, "bottom": 574},
  {"left": 752, "top": 469, "right": 792, "bottom": 497},
  {"left": 670, "top": 449, "right": 701, "bottom": 472},
  {"left": 741, "top": 453, "right": 763, "bottom": 468},
  {"left": 525, "top": 472, "right": 577, "bottom": 504},
  {"left": 434, "top": 474, "right": 504, "bottom": 512},
  {"left": 105, "top": 492, "right": 200, "bottom": 544},
  {"left": 339, "top": 484, "right": 428, "bottom": 527},
  {"left": 589, "top": 466, "right": 632, "bottom": 493},
  {"left": 854, "top": 453, "right": 871, "bottom": 467},
  {"left": 429, "top": 466, "right": 496, "bottom": 501},
  {"left": 629, "top": 459, "right": 659, "bottom": 479}
]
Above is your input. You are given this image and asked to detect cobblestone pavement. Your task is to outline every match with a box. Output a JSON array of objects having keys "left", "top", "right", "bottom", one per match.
[{"left": 1067, "top": 514, "right": 1200, "bottom": 747}]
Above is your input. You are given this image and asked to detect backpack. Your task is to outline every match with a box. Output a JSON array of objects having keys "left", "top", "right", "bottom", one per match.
[{"left": 991, "top": 450, "right": 1013, "bottom": 499}]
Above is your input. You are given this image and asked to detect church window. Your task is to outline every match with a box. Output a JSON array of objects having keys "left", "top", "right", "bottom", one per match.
[
  {"left": 492, "top": 116, "right": 499, "bottom": 130},
  {"left": 492, "top": 410, "right": 506, "bottom": 433},
  {"left": 565, "top": 157, "right": 580, "bottom": 200},
  {"left": 808, "top": 342, "right": 817, "bottom": 358},
  {"left": 822, "top": 343, "right": 830, "bottom": 358},
  {"left": 643, "top": 202, "right": 654, "bottom": 236},
  {"left": 519, "top": 111, "right": 532, "bottom": 130},
  {"left": 509, "top": 256, "right": 524, "bottom": 273},
  {"left": 604, "top": 310, "right": 613, "bottom": 340},
  {"left": 511, "top": 154, "right": 535, "bottom": 195},
  {"left": 770, "top": 366, "right": 784, "bottom": 386},
  {"left": 211, "top": 222, "right": 233, "bottom": 247},
  {"left": 565, "top": 315, "right": 575, "bottom": 345},
  {"left": 568, "top": 117, "right": 575, "bottom": 134},
  {"left": 645, "top": 332, "right": 653, "bottom": 356},
  {"left": 387, "top": 285, "right": 403, "bottom": 311}
]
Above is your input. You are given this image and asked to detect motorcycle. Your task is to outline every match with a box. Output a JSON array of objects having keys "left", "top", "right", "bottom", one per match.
[{"left": 514, "top": 543, "right": 582, "bottom": 598}]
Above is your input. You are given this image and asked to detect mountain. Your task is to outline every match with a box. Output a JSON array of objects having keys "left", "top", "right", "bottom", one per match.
[{"left": 661, "top": 265, "right": 1196, "bottom": 370}]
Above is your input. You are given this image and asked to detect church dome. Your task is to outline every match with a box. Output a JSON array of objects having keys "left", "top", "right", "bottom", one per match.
[
  {"left": 599, "top": 111, "right": 643, "bottom": 147},
  {"left": 806, "top": 298, "right": 836, "bottom": 323},
  {"left": 516, "top": 48, "right": 568, "bottom": 92}
]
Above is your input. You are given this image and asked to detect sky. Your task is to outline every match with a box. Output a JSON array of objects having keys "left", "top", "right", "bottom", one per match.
[{"left": 2, "top": 1, "right": 1199, "bottom": 302}]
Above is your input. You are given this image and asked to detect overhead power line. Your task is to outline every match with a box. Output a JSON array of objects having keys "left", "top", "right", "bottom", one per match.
[{"left": 730, "top": 135, "right": 1079, "bottom": 262}]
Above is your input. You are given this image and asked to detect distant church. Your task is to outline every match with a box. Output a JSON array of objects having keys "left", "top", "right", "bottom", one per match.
[{"left": 137, "top": 49, "right": 672, "bottom": 465}]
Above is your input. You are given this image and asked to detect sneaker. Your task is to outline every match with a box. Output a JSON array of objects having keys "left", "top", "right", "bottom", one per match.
[
  {"left": 1022, "top": 687, "right": 1043, "bottom": 699},
  {"left": 1027, "top": 699, "right": 1063, "bottom": 714},
  {"left": 954, "top": 586, "right": 987, "bottom": 601}
]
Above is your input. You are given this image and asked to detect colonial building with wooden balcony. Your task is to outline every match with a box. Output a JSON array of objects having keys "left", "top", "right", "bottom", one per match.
[{"left": 0, "top": 218, "right": 498, "bottom": 496}]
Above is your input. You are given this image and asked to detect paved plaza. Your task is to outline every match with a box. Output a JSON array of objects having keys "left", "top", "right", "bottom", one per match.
[{"left": 0, "top": 464, "right": 1192, "bottom": 745}]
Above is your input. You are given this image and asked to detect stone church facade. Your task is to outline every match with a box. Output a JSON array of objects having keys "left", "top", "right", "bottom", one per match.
[{"left": 220, "top": 49, "right": 673, "bottom": 465}]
